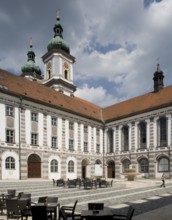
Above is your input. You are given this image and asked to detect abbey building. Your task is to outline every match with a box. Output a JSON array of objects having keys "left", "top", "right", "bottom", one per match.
[{"left": 0, "top": 13, "right": 172, "bottom": 180}]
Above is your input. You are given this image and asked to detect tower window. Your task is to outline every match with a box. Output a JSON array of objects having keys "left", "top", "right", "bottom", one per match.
[
  {"left": 48, "top": 70, "right": 51, "bottom": 79},
  {"left": 64, "top": 70, "right": 68, "bottom": 79}
]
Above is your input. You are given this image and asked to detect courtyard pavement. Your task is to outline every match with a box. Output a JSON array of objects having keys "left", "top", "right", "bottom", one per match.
[{"left": 0, "top": 178, "right": 172, "bottom": 220}]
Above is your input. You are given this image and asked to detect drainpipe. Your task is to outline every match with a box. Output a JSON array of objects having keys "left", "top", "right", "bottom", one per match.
[
  {"left": 100, "top": 108, "right": 106, "bottom": 178},
  {"left": 19, "top": 96, "right": 23, "bottom": 180}
]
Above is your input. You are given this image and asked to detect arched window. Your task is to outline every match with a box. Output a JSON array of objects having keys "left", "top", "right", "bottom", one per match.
[
  {"left": 5, "top": 157, "right": 15, "bottom": 170},
  {"left": 158, "top": 157, "right": 169, "bottom": 172},
  {"left": 122, "top": 126, "right": 129, "bottom": 151},
  {"left": 139, "top": 158, "right": 149, "bottom": 173},
  {"left": 95, "top": 160, "right": 101, "bottom": 165},
  {"left": 122, "top": 159, "right": 130, "bottom": 172},
  {"left": 50, "top": 159, "right": 58, "bottom": 173},
  {"left": 158, "top": 117, "right": 167, "bottom": 147},
  {"left": 68, "top": 160, "right": 74, "bottom": 173},
  {"left": 139, "top": 121, "right": 147, "bottom": 149}
]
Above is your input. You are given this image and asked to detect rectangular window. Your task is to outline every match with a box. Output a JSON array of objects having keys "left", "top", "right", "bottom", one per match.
[
  {"left": 96, "top": 129, "right": 100, "bottom": 136},
  {"left": 31, "top": 112, "right": 38, "bottom": 122},
  {"left": 84, "top": 142, "right": 88, "bottom": 152},
  {"left": 69, "top": 139, "right": 74, "bottom": 151},
  {"left": 6, "top": 106, "right": 14, "bottom": 117},
  {"left": 96, "top": 144, "right": 100, "bottom": 153},
  {"left": 51, "top": 117, "right": 57, "bottom": 126},
  {"left": 69, "top": 122, "right": 74, "bottom": 130},
  {"left": 84, "top": 126, "right": 88, "bottom": 133},
  {"left": 31, "top": 133, "right": 38, "bottom": 145},
  {"left": 6, "top": 130, "right": 15, "bottom": 143},
  {"left": 52, "top": 137, "right": 58, "bottom": 148}
]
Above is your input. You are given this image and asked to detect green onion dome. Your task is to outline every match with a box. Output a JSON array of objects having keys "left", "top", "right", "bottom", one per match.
[
  {"left": 47, "top": 13, "right": 70, "bottom": 53},
  {"left": 21, "top": 42, "right": 41, "bottom": 75}
]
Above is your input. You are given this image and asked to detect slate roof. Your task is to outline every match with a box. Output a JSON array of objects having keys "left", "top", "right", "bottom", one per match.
[{"left": 0, "top": 68, "right": 172, "bottom": 123}]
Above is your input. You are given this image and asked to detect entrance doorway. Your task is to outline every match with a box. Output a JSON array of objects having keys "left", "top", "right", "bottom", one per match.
[
  {"left": 28, "top": 154, "right": 41, "bottom": 178},
  {"left": 81, "top": 159, "right": 90, "bottom": 179},
  {"left": 107, "top": 160, "right": 115, "bottom": 178}
]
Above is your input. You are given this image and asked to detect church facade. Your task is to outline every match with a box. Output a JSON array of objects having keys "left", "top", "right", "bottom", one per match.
[{"left": 0, "top": 13, "right": 172, "bottom": 180}]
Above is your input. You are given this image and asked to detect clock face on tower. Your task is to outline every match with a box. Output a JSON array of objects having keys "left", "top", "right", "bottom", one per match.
[
  {"left": 47, "top": 62, "right": 52, "bottom": 70},
  {"left": 64, "top": 61, "right": 69, "bottom": 69}
]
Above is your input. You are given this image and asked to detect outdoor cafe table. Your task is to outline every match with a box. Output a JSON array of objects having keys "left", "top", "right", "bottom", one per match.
[
  {"left": 35, "top": 202, "right": 59, "bottom": 220},
  {"left": 81, "top": 209, "right": 113, "bottom": 220},
  {"left": 0, "top": 193, "right": 12, "bottom": 202}
]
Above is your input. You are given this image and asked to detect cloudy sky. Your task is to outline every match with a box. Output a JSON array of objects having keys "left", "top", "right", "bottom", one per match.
[{"left": 0, "top": 0, "right": 171, "bottom": 107}]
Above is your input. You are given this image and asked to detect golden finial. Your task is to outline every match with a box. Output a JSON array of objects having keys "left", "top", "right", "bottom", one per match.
[
  {"left": 57, "top": 8, "right": 60, "bottom": 20},
  {"left": 29, "top": 37, "right": 33, "bottom": 48}
]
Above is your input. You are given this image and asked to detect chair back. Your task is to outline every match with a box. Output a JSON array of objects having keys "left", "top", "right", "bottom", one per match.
[
  {"left": 20, "top": 193, "right": 31, "bottom": 199},
  {"left": 31, "top": 205, "right": 48, "bottom": 220},
  {"left": 18, "top": 199, "right": 28, "bottom": 211},
  {"left": 46, "top": 197, "right": 58, "bottom": 203},
  {"left": 6, "top": 199, "right": 21, "bottom": 219},
  {"left": 88, "top": 203, "right": 104, "bottom": 210},
  {"left": 72, "top": 200, "right": 78, "bottom": 215},
  {"left": 17, "top": 192, "right": 23, "bottom": 199},
  {"left": 38, "top": 196, "right": 47, "bottom": 203},
  {"left": 7, "top": 189, "right": 16, "bottom": 198},
  {"left": 126, "top": 206, "right": 135, "bottom": 220},
  {"left": 60, "top": 207, "right": 68, "bottom": 220}
]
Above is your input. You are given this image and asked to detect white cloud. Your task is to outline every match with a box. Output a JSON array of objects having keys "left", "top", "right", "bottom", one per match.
[
  {"left": 1, "top": 0, "right": 172, "bottom": 107},
  {"left": 75, "top": 84, "right": 119, "bottom": 107}
]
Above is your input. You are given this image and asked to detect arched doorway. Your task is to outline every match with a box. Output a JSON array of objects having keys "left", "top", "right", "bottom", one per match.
[
  {"left": 95, "top": 159, "right": 102, "bottom": 177},
  {"left": 81, "top": 159, "right": 90, "bottom": 179},
  {"left": 28, "top": 154, "right": 41, "bottom": 178},
  {"left": 107, "top": 160, "right": 115, "bottom": 178}
]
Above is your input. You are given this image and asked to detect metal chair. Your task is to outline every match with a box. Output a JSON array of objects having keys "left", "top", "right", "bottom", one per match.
[
  {"left": 113, "top": 206, "right": 135, "bottom": 220},
  {"left": 31, "top": 205, "right": 51, "bottom": 220},
  {"left": 61, "top": 200, "right": 80, "bottom": 219},
  {"left": 6, "top": 199, "right": 21, "bottom": 220},
  {"left": 60, "top": 207, "right": 81, "bottom": 220},
  {"left": 7, "top": 190, "right": 16, "bottom": 198},
  {"left": 46, "top": 197, "right": 59, "bottom": 220},
  {"left": 38, "top": 196, "right": 47, "bottom": 203},
  {"left": 18, "top": 199, "right": 32, "bottom": 220},
  {"left": 0, "top": 198, "right": 6, "bottom": 214}
]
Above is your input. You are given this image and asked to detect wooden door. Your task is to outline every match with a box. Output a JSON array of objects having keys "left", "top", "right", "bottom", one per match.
[{"left": 28, "top": 154, "right": 41, "bottom": 178}]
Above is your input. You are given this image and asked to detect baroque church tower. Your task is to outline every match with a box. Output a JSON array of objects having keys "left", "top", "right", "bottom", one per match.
[
  {"left": 21, "top": 39, "right": 42, "bottom": 81},
  {"left": 42, "top": 11, "right": 76, "bottom": 96}
]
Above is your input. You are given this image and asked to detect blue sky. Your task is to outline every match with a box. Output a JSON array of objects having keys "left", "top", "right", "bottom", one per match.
[{"left": 0, "top": 0, "right": 172, "bottom": 107}]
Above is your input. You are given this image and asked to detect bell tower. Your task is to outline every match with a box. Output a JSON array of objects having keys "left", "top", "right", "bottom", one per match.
[
  {"left": 42, "top": 10, "right": 76, "bottom": 96},
  {"left": 153, "top": 63, "right": 164, "bottom": 93}
]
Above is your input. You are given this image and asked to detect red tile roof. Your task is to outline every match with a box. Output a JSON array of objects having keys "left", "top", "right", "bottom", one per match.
[
  {"left": 0, "top": 68, "right": 172, "bottom": 123},
  {"left": 103, "top": 85, "right": 172, "bottom": 122},
  {"left": 0, "top": 69, "right": 101, "bottom": 121}
]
